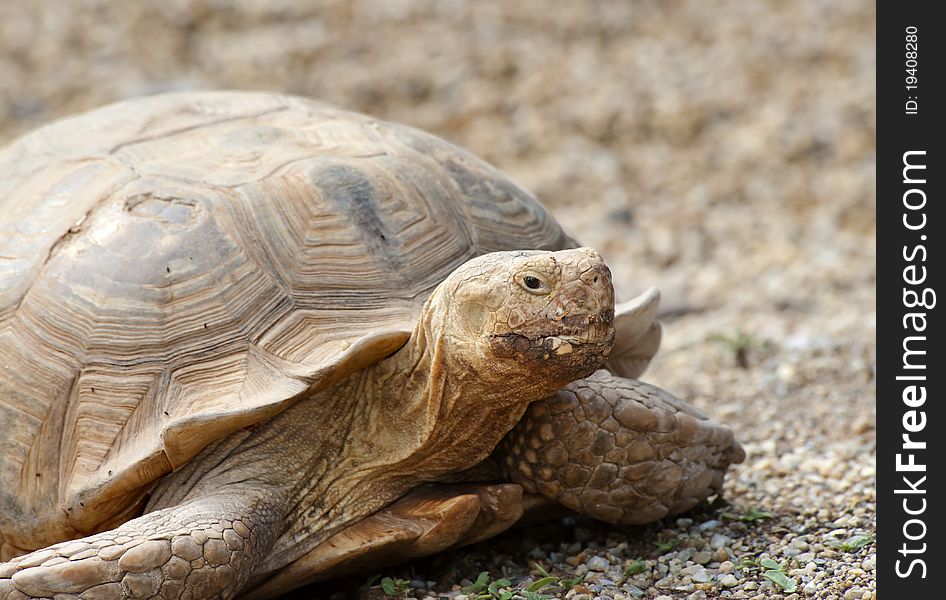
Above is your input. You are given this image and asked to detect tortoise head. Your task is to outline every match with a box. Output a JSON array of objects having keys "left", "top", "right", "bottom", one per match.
[{"left": 427, "top": 248, "right": 616, "bottom": 397}]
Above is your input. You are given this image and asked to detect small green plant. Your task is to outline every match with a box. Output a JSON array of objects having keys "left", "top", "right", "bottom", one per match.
[
  {"left": 460, "top": 570, "right": 553, "bottom": 600},
  {"left": 518, "top": 593, "right": 554, "bottom": 600},
  {"left": 764, "top": 569, "right": 798, "bottom": 593},
  {"left": 710, "top": 330, "right": 758, "bottom": 368},
  {"left": 454, "top": 563, "right": 587, "bottom": 600},
  {"left": 487, "top": 578, "right": 514, "bottom": 599},
  {"left": 525, "top": 577, "right": 558, "bottom": 593},
  {"left": 379, "top": 576, "right": 412, "bottom": 597},
  {"left": 654, "top": 537, "right": 683, "bottom": 553},
  {"left": 460, "top": 571, "right": 512, "bottom": 599},
  {"left": 742, "top": 557, "right": 797, "bottom": 593},
  {"left": 722, "top": 507, "right": 774, "bottom": 522},
  {"left": 624, "top": 559, "right": 647, "bottom": 576},
  {"left": 827, "top": 533, "right": 873, "bottom": 552},
  {"left": 461, "top": 571, "right": 492, "bottom": 595},
  {"left": 559, "top": 574, "right": 585, "bottom": 590},
  {"left": 759, "top": 558, "right": 783, "bottom": 571}
]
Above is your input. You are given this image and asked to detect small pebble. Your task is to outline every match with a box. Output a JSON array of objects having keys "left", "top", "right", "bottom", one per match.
[
  {"left": 587, "top": 556, "right": 610, "bottom": 571},
  {"left": 698, "top": 520, "right": 721, "bottom": 531},
  {"left": 710, "top": 534, "right": 732, "bottom": 549},
  {"left": 795, "top": 552, "right": 816, "bottom": 563},
  {"left": 692, "top": 551, "right": 712, "bottom": 565}
]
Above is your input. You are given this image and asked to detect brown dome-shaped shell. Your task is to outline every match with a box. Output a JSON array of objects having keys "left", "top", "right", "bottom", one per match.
[{"left": 0, "top": 91, "right": 573, "bottom": 549}]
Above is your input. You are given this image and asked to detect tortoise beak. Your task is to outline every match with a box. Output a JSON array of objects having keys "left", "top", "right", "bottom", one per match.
[{"left": 548, "top": 249, "right": 615, "bottom": 349}]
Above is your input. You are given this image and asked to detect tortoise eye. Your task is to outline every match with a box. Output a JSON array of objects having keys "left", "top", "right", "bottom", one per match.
[
  {"left": 519, "top": 273, "right": 550, "bottom": 295},
  {"left": 523, "top": 276, "right": 542, "bottom": 290}
]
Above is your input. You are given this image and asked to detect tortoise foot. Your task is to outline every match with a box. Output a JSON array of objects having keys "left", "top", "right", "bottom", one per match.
[
  {"left": 497, "top": 369, "right": 745, "bottom": 525},
  {"left": 0, "top": 499, "right": 278, "bottom": 600}
]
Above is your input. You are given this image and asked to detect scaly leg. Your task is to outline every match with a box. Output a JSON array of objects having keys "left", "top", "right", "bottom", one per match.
[
  {"left": 0, "top": 495, "right": 280, "bottom": 600},
  {"left": 240, "top": 483, "right": 525, "bottom": 599},
  {"left": 495, "top": 369, "right": 745, "bottom": 525}
]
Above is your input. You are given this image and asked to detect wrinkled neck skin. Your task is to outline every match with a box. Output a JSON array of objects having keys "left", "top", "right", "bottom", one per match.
[
  {"left": 148, "top": 291, "right": 562, "bottom": 582},
  {"left": 324, "top": 296, "right": 544, "bottom": 488}
]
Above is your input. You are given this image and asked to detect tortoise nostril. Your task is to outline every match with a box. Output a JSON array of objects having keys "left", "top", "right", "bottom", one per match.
[{"left": 593, "top": 276, "right": 599, "bottom": 283}]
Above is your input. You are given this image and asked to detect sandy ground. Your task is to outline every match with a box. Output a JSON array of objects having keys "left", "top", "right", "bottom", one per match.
[{"left": 0, "top": 1, "right": 875, "bottom": 598}]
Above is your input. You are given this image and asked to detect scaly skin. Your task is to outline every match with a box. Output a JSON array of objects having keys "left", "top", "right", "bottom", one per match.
[
  {"left": 497, "top": 369, "right": 746, "bottom": 525},
  {"left": 0, "top": 498, "right": 279, "bottom": 599}
]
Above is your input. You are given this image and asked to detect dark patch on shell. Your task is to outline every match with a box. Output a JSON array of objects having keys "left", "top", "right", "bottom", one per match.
[{"left": 311, "top": 163, "right": 403, "bottom": 271}]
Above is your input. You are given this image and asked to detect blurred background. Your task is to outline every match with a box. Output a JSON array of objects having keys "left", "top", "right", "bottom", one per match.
[{"left": 0, "top": 1, "right": 875, "bottom": 597}]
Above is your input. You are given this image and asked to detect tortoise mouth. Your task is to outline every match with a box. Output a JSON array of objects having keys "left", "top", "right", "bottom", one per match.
[
  {"left": 488, "top": 308, "right": 615, "bottom": 368},
  {"left": 541, "top": 310, "right": 614, "bottom": 354},
  {"left": 487, "top": 331, "right": 613, "bottom": 386},
  {"left": 554, "top": 308, "right": 614, "bottom": 338},
  {"left": 541, "top": 333, "right": 610, "bottom": 356}
]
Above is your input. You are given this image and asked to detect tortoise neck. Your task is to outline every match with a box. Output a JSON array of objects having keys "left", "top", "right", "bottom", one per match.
[{"left": 358, "top": 301, "right": 533, "bottom": 480}]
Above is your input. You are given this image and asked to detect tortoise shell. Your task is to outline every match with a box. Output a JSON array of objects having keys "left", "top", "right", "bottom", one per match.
[{"left": 0, "top": 91, "right": 573, "bottom": 550}]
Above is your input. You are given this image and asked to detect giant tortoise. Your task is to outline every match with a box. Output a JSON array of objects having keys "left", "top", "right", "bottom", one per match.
[{"left": 0, "top": 91, "right": 743, "bottom": 599}]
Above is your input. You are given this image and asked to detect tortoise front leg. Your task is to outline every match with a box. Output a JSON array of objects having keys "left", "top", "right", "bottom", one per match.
[
  {"left": 495, "top": 369, "right": 745, "bottom": 525},
  {"left": 0, "top": 495, "right": 280, "bottom": 600},
  {"left": 240, "top": 483, "right": 526, "bottom": 600}
]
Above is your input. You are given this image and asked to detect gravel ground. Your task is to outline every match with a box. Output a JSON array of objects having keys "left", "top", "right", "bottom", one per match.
[{"left": 0, "top": 1, "right": 876, "bottom": 598}]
